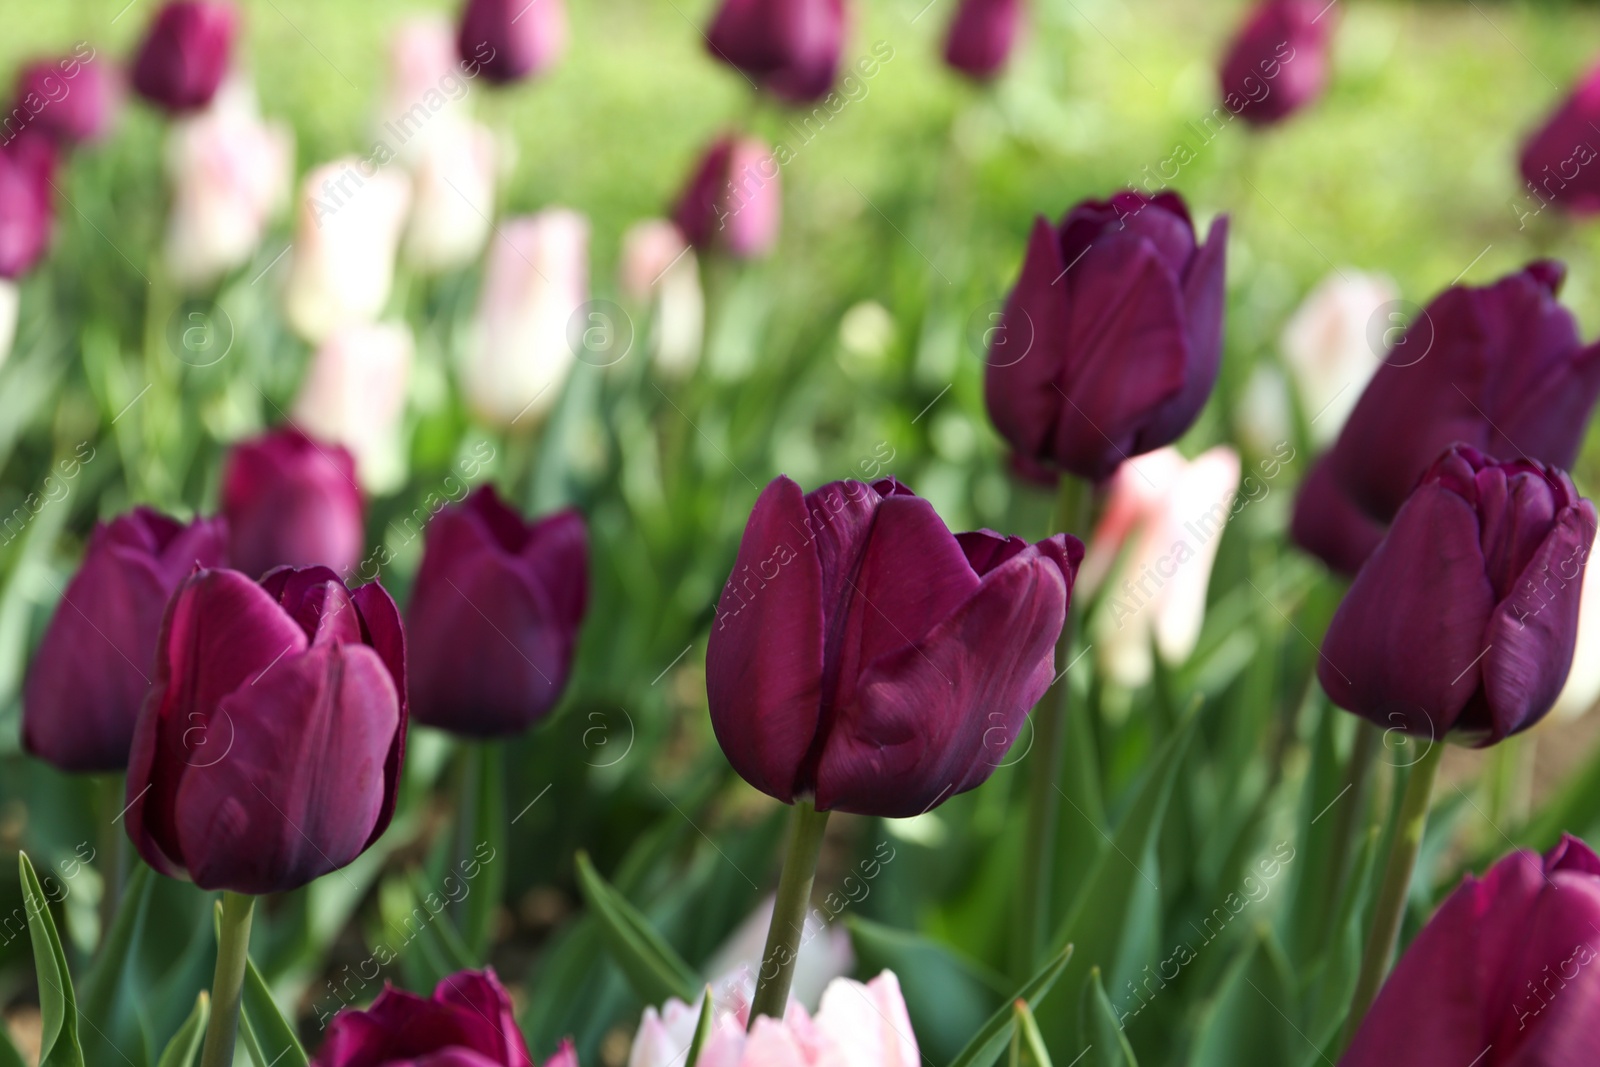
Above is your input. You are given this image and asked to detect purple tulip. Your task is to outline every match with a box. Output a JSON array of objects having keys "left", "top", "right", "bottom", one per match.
[
  {"left": 1319, "top": 445, "right": 1596, "bottom": 745},
  {"left": 456, "top": 0, "right": 567, "bottom": 85},
  {"left": 1321, "top": 262, "right": 1600, "bottom": 528},
  {"left": 1519, "top": 64, "right": 1600, "bottom": 216},
  {"left": 1287, "top": 456, "right": 1385, "bottom": 578},
  {"left": 671, "top": 135, "right": 781, "bottom": 260},
  {"left": 222, "top": 428, "right": 366, "bottom": 580},
  {"left": 943, "top": 0, "right": 1021, "bottom": 81},
  {"left": 706, "top": 476, "right": 1080, "bottom": 817},
  {"left": 10, "top": 52, "right": 120, "bottom": 147},
  {"left": 1341, "top": 834, "right": 1600, "bottom": 1066},
  {"left": 0, "top": 135, "right": 56, "bottom": 279},
  {"left": 131, "top": 1, "right": 238, "bottom": 114},
  {"left": 1217, "top": 0, "right": 1333, "bottom": 126},
  {"left": 313, "top": 969, "right": 564, "bottom": 1067},
  {"left": 406, "top": 487, "right": 587, "bottom": 738},
  {"left": 125, "top": 565, "right": 406, "bottom": 894},
  {"left": 23, "top": 509, "right": 227, "bottom": 773},
  {"left": 705, "top": 0, "right": 845, "bottom": 104},
  {"left": 983, "top": 190, "right": 1228, "bottom": 482}
]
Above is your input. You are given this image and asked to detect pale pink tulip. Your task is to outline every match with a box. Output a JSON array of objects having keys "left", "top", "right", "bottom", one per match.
[
  {"left": 460, "top": 208, "right": 588, "bottom": 427},
  {"left": 1280, "top": 271, "right": 1397, "bottom": 445},
  {"left": 403, "top": 118, "right": 497, "bottom": 272},
  {"left": 1083, "top": 446, "right": 1242, "bottom": 687},
  {"left": 378, "top": 15, "right": 472, "bottom": 166},
  {"left": 701, "top": 894, "right": 854, "bottom": 1013},
  {"left": 620, "top": 219, "right": 702, "bottom": 378},
  {"left": 162, "top": 79, "right": 292, "bottom": 289},
  {"left": 290, "top": 322, "right": 413, "bottom": 494}
]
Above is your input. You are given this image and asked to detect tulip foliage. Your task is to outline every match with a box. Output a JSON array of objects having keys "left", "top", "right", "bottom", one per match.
[{"left": 9, "top": 3, "right": 1600, "bottom": 1067}]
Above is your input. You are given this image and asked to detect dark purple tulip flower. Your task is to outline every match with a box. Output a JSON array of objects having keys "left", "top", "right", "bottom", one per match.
[
  {"left": 457, "top": 0, "right": 567, "bottom": 85},
  {"left": 23, "top": 508, "right": 227, "bottom": 773},
  {"left": 671, "top": 135, "right": 780, "bottom": 259},
  {"left": 1320, "top": 445, "right": 1596, "bottom": 746},
  {"left": 984, "top": 190, "right": 1228, "bottom": 483},
  {"left": 11, "top": 53, "right": 121, "bottom": 147},
  {"left": 1218, "top": 0, "right": 1333, "bottom": 126},
  {"left": 407, "top": 487, "right": 587, "bottom": 738},
  {"left": 1288, "top": 457, "right": 1386, "bottom": 577},
  {"left": 943, "top": 0, "right": 1021, "bottom": 81},
  {"left": 0, "top": 135, "right": 56, "bottom": 279},
  {"left": 1520, "top": 64, "right": 1600, "bottom": 215},
  {"left": 313, "top": 969, "right": 567, "bottom": 1067},
  {"left": 1341, "top": 835, "right": 1600, "bottom": 1066},
  {"left": 222, "top": 428, "right": 365, "bottom": 580},
  {"left": 706, "top": 476, "right": 1081, "bottom": 817},
  {"left": 705, "top": 0, "right": 845, "bottom": 104},
  {"left": 1323, "top": 262, "right": 1600, "bottom": 527},
  {"left": 131, "top": 1, "right": 238, "bottom": 114},
  {"left": 126, "top": 565, "right": 406, "bottom": 894}
]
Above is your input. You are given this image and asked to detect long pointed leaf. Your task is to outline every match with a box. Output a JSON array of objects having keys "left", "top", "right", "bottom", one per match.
[
  {"left": 947, "top": 942, "right": 1074, "bottom": 1067},
  {"left": 1080, "top": 969, "right": 1138, "bottom": 1066},
  {"left": 154, "top": 993, "right": 207, "bottom": 1067},
  {"left": 574, "top": 851, "right": 697, "bottom": 1005},
  {"left": 20, "top": 853, "right": 84, "bottom": 1067},
  {"left": 685, "top": 987, "right": 714, "bottom": 1067}
]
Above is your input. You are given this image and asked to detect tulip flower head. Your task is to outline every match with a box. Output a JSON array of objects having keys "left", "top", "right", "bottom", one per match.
[
  {"left": 456, "top": 0, "right": 568, "bottom": 85},
  {"left": 125, "top": 565, "right": 406, "bottom": 894},
  {"left": 705, "top": 0, "right": 846, "bottom": 104},
  {"left": 0, "top": 135, "right": 57, "bottom": 279},
  {"left": 1288, "top": 455, "right": 1386, "bottom": 578},
  {"left": 1218, "top": 0, "right": 1334, "bottom": 127},
  {"left": 131, "top": 1, "right": 238, "bottom": 114},
  {"left": 24, "top": 508, "right": 227, "bottom": 773},
  {"left": 672, "top": 135, "right": 781, "bottom": 260},
  {"left": 943, "top": 0, "right": 1022, "bottom": 81},
  {"left": 312, "top": 969, "right": 554, "bottom": 1067},
  {"left": 10, "top": 50, "right": 121, "bottom": 147},
  {"left": 291, "top": 323, "right": 414, "bottom": 494},
  {"left": 1520, "top": 62, "right": 1600, "bottom": 216},
  {"left": 1319, "top": 445, "right": 1596, "bottom": 746},
  {"left": 983, "top": 191, "right": 1228, "bottom": 482},
  {"left": 707, "top": 476, "right": 1080, "bottom": 817},
  {"left": 221, "top": 427, "right": 366, "bottom": 580},
  {"left": 1341, "top": 835, "right": 1600, "bottom": 1066},
  {"left": 619, "top": 219, "right": 704, "bottom": 379}
]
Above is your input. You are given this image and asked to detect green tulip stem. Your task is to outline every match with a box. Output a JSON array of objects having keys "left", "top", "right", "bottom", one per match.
[
  {"left": 748, "top": 800, "right": 831, "bottom": 1025},
  {"left": 198, "top": 891, "right": 256, "bottom": 1067},
  {"left": 96, "top": 774, "right": 127, "bottom": 934},
  {"left": 1316, "top": 719, "right": 1379, "bottom": 955},
  {"left": 1342, "top": 738, "right": 1444, "bottom": 1046}
]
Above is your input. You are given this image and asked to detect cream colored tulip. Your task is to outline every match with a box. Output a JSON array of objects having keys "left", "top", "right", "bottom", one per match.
[
  {"left": 1280, "top": 271, "right": 1398, "bottom": 445},
  {"left": 290, "top": 323, "right": 413, "bottom": 494}
]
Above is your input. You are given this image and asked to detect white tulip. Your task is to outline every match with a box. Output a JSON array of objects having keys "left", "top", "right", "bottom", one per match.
[
  {"left": 1280, "top": 271, "right": 1398, "bottom": 445},
  {"left": 290, "top": 323, "right": 413, "bottom": 494}
]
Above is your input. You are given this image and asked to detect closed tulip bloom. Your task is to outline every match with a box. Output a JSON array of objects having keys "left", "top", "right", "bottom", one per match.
[
  {"left": 1341, "top": 835, "right": 1600, "bottom": 1066},
  {"left": 403, "top": 118, "right": 497, "bottom": 273},
  {"left": 11, "top": 51, "right": 120, "bottom": 147},
  {"left": 1218, "top": 0, "right": 1333, "bottom": 126},
  {"left": 1288, "top": 455, "right": 1386, "bottom": 577},
  {"left": 1324, "top": 262, "right": 1600, "bottom": 524},
  {"left": 457, "top": 0, "right": 567, "bottom": 85},
  {"left": 620, "top": 219, "right": 704, "bottom": 379},
  {"left": 221, "top": 428, "right": 366, "bottom": 579},
  {"left": 1320, "top": 445, "right": 1596, "bottom": 745},
  {"left": 1279, "top": 270, "right": 1397, "bottom": 445},
  {"left": 460, "top": 209, "right": 588, "bottom": 427},
  {"left": 23, "top": 509, "right": 227, "bottom": 773},
  {"left": 707, "top": 476, "right": 1080, "bottom": 817},
  {"left": 1520, "top": 64, "right": 1600, "bottom": 215},
  {"left": 0, "top": 136, "right": 56, "bottom": 279},
  {"left": 131, "top": 1, "right": 238, "bottom": 114},
  {"left": 943, "top": 0, "right": 1021, "bottom": 81},
  {"left": 291, "top": 324, "right": 413, "bottom": 494},
  {"left": 283, "top": 159, "right": 411, "bottom": 344},
  {"left": 313, "top": 969, "right": 556, "bottom": 1067},
  {"left": 407, "top": 486, "right": 587, "bottom": 737},
  {"left": 705, "top": 0, "right": 845, "bottom": 104},
  {"left": 125, "top": 565, "right": 406, "bottom": 894},
  {"left": 984, "top": 191, "right": 1228, "bottom": 483},
  {"left": 672, "top": 136, "right": 780, "bottom": 260},
  {"left": 380, "top": 16, "right": 468, "bottom": 167}
]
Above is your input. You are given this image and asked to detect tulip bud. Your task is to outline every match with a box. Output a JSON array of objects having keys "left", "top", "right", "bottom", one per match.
[
  {"left": 672, "top": 136, "right": 780, "bottom": 260},
  {"left": 705, "top": 0, "right": 846, "bottom": 104},
  {"left": 1519, "top": 64, "right": 1600, "bottom": 215},
  {"left": 1341, "top": 835, "right": 1600, "bottom": 1066},
  {"left": 221, "top": 428, "right": 366, "bottom": 580},
  {"left": 1320, "top": 262, "right": 1600, "bottom": 525},
  {"left": 1218, "top": 0, "right": 1334, "bottom": 126},
  {"left": 125, "top": 565, "right": 405, "bottom": 894},
  {"left": 707, "top": 476, "right": 1080, "bottom": 817},
  {"left": 1279, "top": 270, "right": 1397, "bottom": 445},
  {"left": 459, "top": 208, "right": 588, "bottom": 427},
  {"left": 1288, "top": 455, "right": 1385, "bottom": 577},
  {"left": 131, "top": 1, "right": 238, "bottom": 114},
  {"left": 379, "top": 16, "right": 468, "bottom": 167},
  {"left": 283, "top": 159, "right": 411, "bottom": 343},
  {"left": 407, "top": 486, "right": 587, "bottom": 737},
  {"left": 456, "top": 0, "right": 568, "bottom": 85},
  {"left": 943, "top": 0, "right": 1021, "bottom": 81},
  {"left": 0, "top": 135, "right": 57, "bottom": 279},
  {"left": 10, "top": 51, "right": 121, "bottom": 147},
  {"left": 403, "top": 118, "right": 497, "bottom": 273},
  {"left": 1320, "top": 445, "right": 1596, "bottom": 745},
  {"left": 162, "top": 80, "right": 292, "bottom": 290},
  {"left": 23, "top": 509, "right": 227, "bottom": 773},
  {"left": 984, "top": 191, "right": 1228, "bottom": 482},
  {"left": 290, "top": 324, "right": 413, "bottom": 494},
  {"left": 620, "top": 220, "right": 704, "bottom": 379},
  {"left": 313, "top": 969, "right": 549, "bottom": 1067}
]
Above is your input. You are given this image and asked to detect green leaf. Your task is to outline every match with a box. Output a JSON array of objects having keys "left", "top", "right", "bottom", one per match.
[
  {"left": 154, "top": 993, "right": 207, "bottom": 1067},
  {"left": 685, "top": 987, "right": 714, "bottom": 1067},
  {"left": 574, "top": 851, "right": 698, "bottom": 1005},
  {"left": 241, "top": 952, "right": 309, "bottom": 1067},
  {"left": 1078, "top": 969, "right": 1138, "bottom": 1067},
  {"left": 80, "top": 863, "right": 155, "bottom": 1067},
  {"left": 460, "top": 743, "right": 507, "bottom": 957},
  {"left": 947, "top": 942, "right": 1074, "bottom": 1067},
  {"left": 1011, "top": 998, "right": 1055, "bottom": 1067},
  {"left": 19, "top": 852, "right": 84, "bottom": 1067},
  {"left": 1188, "top": 929, "right": 1298, "bottom": 1067}
]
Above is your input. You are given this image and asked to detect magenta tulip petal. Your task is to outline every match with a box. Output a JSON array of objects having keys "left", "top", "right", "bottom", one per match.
[
  {"left": 1289, "top": 456, "right": 1385, "bottom": 576},
  {"left": 984, "top": 217, "right": 1073, "bottom": 462},
  {"left": 131, "top": 1, "right": 236, "bottom": 113},
  {"left": 313, "top": 969, "right": 535, "bottom": 1067}
]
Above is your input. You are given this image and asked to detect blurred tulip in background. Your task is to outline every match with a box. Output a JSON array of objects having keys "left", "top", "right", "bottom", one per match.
[
  {"left": 221, "top": 427, "right": 366, "bottom": 579},
  {"left": 130, "top": 0, "right": 238, "bottom": 114},
  {"left": 291, "top": 323, "right": 414, "bottom": 495}
]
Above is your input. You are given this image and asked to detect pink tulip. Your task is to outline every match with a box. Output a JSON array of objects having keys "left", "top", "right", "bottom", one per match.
[
  {"left": 403, "top": 118, "right": 497, "bottom": 272},
  {"left": 671, "top": 135, "right": 781, "bottom": 260},
  {"left": 291, "top": 323, "right": 413, "bottom": 493},
  {"left": 283, "top": 159, "right": 411, "bottom": 343},
  {"left": 619, "top": 219, "right": 703, "bottom": 378}
]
